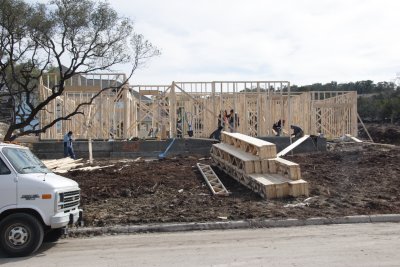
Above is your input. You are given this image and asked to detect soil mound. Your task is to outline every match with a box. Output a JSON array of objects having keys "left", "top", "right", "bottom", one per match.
[{"left": 359, "top": 123, "right": 400, "bottom": 145}]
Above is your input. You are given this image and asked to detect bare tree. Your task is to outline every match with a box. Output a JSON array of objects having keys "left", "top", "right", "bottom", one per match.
[{"left": 0, "top": 0, "right": 160, "bottom": 141}]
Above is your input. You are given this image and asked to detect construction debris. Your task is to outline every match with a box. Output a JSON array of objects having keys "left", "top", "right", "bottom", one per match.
[
  {"left": 75, "top": 165, "right": 115, "bottom": 172},
  {"left": 43, "top": 158, "right": 114, "bottom": 173},
  {"left": 43, "top": 158, "right": 84, "bottom": 172}
]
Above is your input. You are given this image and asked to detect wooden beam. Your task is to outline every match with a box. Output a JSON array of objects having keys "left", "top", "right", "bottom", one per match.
[{"left": 276, "top": 135, "right": 310, "bottom": 157}]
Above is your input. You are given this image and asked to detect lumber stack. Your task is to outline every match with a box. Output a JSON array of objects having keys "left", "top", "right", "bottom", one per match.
[
  {"left": 211, "top": 131, "right": 308, "bottom": 199},
  {"left": 42, "top": 158, "right": 83, "bottom": 173}
]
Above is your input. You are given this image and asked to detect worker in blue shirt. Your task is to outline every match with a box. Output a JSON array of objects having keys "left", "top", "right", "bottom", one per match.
[{"left": 63, "top": 131, "right": 76, "bottom": 159}]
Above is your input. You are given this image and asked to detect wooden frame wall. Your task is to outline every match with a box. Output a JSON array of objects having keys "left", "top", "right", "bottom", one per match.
[
  {"left": 39, "top": 77, "right": 357, "bottom": 140},
  {"left": 39, "top": 73, "right": 132, "bottom": 140}
]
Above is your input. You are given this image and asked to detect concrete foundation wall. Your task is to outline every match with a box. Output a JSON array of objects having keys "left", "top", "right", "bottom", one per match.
[
  {"left": 257, "top": 136, "right": 326, "bottom": 155},
  {"left": 31, "top": 137, "right": 326, "bottom": 160}
]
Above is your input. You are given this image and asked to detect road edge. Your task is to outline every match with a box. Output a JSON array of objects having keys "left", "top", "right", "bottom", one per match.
[{"left": 69, "top": 214, "right": 400, "bottom": 236}]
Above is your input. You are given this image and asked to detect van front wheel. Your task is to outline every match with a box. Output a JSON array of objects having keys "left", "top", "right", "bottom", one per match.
[{"left": 0, "top": 213, "right": 44, "bottom": 257}]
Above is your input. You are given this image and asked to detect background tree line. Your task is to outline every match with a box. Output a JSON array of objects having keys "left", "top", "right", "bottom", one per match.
[{"left": 290, "top": 80, "right": 400, "bottom": 124}]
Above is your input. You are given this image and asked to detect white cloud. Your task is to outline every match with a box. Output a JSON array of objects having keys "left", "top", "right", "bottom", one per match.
[{"left": 29, "top": 0, "right": 400, "bottom": 85}]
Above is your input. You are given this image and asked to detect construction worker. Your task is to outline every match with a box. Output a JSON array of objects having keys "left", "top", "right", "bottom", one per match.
[
  {"left": 272, "top": 119, "right": 285, "bottom": 136},
  {"left": 290, "top": 125, "right": 304, "bottom": 138},
  {"left": 176, "top": 118, "right": 183, "bottom": 138},
  {"left": 228, "top": 109, "right": 239, "bottom": 133},
  {"left": 148, "top": 128, "right": 154, "bottom": 137},
  {"left": 209, "top": 126, "right": 223, "bottom": 140},
  {"left": 63, "top": 131, "right": 71, "bottom": 157},
  {"left": 210, "top": 113, "right": 225, "bottom": 140},
  {"left": 63, "top": 131, "right": 76, "bottom": 159}
]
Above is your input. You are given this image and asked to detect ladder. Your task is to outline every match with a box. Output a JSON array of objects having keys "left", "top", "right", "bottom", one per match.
[{"left": 196, "top": 163, "right": 229, "bottom": 196}]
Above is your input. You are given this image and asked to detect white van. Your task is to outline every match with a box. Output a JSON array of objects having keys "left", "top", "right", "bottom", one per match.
[{"left": 0, "top": 142, "right": 82, "bottom": 257}]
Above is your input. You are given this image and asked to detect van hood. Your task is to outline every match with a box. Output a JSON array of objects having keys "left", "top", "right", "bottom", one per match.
[{"left": 18, "top": 172, "right": 79, "bottom": 190}]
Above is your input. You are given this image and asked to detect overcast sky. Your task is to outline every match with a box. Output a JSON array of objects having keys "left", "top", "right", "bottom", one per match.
[
  {"left": 27, "top": 0, "right": 399, "bottom": 86},
  {"left": 107, "top": 0, "right": 399, "bottom": 86}
]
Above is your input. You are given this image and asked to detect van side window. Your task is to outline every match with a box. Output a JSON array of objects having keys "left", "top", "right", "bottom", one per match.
[{"left": 0, "top": 158, "right": 11, "bottom": 175}]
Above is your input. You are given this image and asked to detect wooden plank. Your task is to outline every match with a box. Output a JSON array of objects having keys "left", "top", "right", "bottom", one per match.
[
  {"left": 212, "top": 145, "right": 256, "bottom": 174},
  {"left": 52, "top": 162, "right": 84, "bottom": 170},
  {"left": 344, "top": 134, "right": 362, "bottom": 143},
  {"left": 289, "top": 179, "right": 309, "bottom": 197},
  {"left": 75, "top": 165, "right": 115, "bottom": 171},
  {"left": 267, "top": 159, "right": 277, "bottom": 173},
  {"left": 274, "top": 157, "right": 298, "bottom": 166},
  {"left": 267, "top": 157, "right": 301, "bottom": 180},
  {"left": 41, "top": 159, "right": 61, "bottom": 164},
  {"left": 43, "top": 158, "right": 82, "bottom": 168},
  {"left": 249, "top": 173, "right": 290, "bottom": 184},
  {"left": 222, "top": 131, "right": 275, "bottom": 147},
  {"left": 261, "top": 159, "right": 269, "bottom": 173},
  {"left": 213, "top": 143, "right": 259, "bottom": 162},
  {"left": 254, "top": 161, "right": 262, "bottom": 174},
  {"left": 43, "top": 158, "right": 84, "bottom": 172},
  {"left": 249, "top": 173, "right": 291, "bottom": 199},
  {"left": 313, "top": 103, "right": 353, "bottom": 108},
  {"left": 250, "top": 177, "right": 276, "bottom": 199},
  {"left": 276, "top": 135, "right": 310, "bottom": 157},
  {"left": 139, "top": 89, "right": 160, "bottom": 95},
  {"left": 221, "top": 131, "right": 277, "bottom": 159}
]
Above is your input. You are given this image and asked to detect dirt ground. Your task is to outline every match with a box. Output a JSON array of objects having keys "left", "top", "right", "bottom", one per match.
[
  {"left": 359, "top": 123, "right": 400, "bottom": 145},
  {"left": 62, "top": 123, "right": 400, "bottom": 227}
]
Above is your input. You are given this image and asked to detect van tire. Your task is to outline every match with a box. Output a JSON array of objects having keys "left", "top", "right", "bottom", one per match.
[{"left": 0, "top": 213, "right": 44, "bottom": 257}]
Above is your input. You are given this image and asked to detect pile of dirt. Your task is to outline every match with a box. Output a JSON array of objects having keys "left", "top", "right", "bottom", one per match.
[
  {"left": 359, "top": 123, "right": 400, "bottom": 145},
  {"left": 63, "top": 143, "right": 400, "bottom": 227}
]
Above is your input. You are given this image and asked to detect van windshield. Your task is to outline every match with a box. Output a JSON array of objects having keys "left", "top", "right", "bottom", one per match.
[{"left": 2, "top": 147, "right": 50, "bottom": 174}]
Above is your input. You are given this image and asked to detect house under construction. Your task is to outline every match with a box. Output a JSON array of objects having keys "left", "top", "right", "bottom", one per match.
[{"left": 39, "top": 73, "right": 358, "bottom": 140}]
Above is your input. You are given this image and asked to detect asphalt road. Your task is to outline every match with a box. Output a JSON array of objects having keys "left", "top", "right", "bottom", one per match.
[{"left": 1, "top": 223, "right": 400, "bottom": 267}]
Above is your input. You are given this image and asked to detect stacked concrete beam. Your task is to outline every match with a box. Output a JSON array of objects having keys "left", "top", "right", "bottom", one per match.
[{"left": 211, "top": 131, "right": 308, "bottom": 199}]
